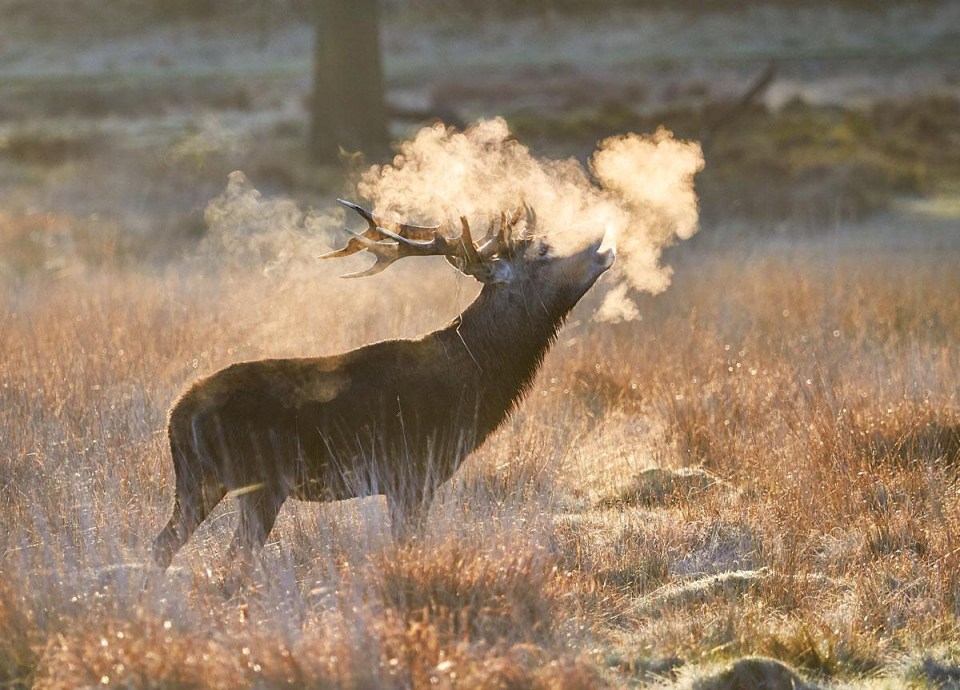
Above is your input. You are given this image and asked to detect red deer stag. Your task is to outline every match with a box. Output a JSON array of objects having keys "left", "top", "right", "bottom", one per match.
[{"left": 153, "top": 200, "right": 615, "bottom": 568}]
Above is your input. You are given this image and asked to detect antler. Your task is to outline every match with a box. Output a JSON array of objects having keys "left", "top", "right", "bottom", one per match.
[
  {"left": 322, "top": 199, "right": 523, "bottom": 280},
  {"left": 477, "top": 205, "right": 527, "bottom": 260}
]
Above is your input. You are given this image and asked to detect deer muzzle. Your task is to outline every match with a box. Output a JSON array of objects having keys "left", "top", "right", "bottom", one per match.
[
  {"left": 595, "top": 244, "right": 616, "bottom": 272},
  {"left": 582, "top": 238, "right": 616, "bottom": 276}
]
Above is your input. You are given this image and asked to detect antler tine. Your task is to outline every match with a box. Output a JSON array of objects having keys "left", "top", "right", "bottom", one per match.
[
  {"left": 522, "top": 203, "right": 535, "bottom": 233},
  {"left": 338, "top": 198, "right": 375, "bottom": 225},
  {"left": 373, "top": 224, "right": 432, "bottom": 247},
  {"left": 505, "top": 202, "right": 526, "bottom": 229},
  {"left": 483, "top": 217, "right": 497, "bottom": 242},
  {"left": 321, "top": 198, "right": 446, "bottom": 258},
  {"left": 339, "top": 241, "right": 401, "bottom": 278},
  {"left": 476, "top": 216, "right": 496, "bottom": 260},
  {"left": 319, "top": 199, "right": 384, "bottom": 260},
  {"left": 374, "top": 222, "right": 472, "bottom": 263},
  {"left": 494, "top": 202, "right": 533, "bottom": 242},
  {"left": 457, "top": 216, "right": 483, "bottom": 265},
  {"left": 377, "top": 215, "right": 442, "bottom": 242},
  {"left": 478, "top": 208, "right": 524, "bottom": 260},
  {"left": 322, "top": 200, "right": 524, "bottom": 279},
  {"left": 340, "top": 259, "right": 393, "bottom": 279},
  {"left": 317, "top": 243, "right": 365, "bottom": 260}
]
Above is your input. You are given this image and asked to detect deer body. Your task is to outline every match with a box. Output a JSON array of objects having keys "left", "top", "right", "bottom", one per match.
[{"left": 153, "top": 202, "right": 613, "bottom": 568}]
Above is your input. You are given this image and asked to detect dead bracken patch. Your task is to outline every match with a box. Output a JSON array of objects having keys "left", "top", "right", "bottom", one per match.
[
  {"left": 633, "top": 569, "right": 769, "bottom": 617},
  {"left": 863, "top": 419, "right": 960, "bottom": 472},
  {"left": 371, "top": 536, "right": 562, "bottom": 646},
  {"left": 690, "top": 656, "right": 811, "bottom": 690},
  {"left": 602, "top": 466, "right": 729, "bottom": 507}
]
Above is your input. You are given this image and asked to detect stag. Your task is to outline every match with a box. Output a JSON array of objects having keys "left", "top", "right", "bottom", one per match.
[{"left": 153, "top": 200, "right": 615, "bottom": 568}]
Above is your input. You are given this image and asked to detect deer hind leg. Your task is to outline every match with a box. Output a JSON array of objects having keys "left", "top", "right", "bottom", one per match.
[
  {"left": 227, "top": 487, "right": 287, "bottom": 564},
  {"left": 152, "top": 439, "right": 226, "bottom": 569}
]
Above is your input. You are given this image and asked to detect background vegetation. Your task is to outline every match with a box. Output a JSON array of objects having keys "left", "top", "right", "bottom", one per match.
[{"left": 1, "top": 1, "right": 959, "bottom": 687}]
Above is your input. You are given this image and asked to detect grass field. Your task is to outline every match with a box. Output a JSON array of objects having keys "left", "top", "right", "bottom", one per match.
[
  {"left": 2, "top": 1, "right": 960, "bottom": 687},
  {"left": 2, "top": 215, "right": 960, "bottom": 687}
]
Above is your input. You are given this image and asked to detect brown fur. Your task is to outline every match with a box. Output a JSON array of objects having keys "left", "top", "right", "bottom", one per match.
[{"left": 152, "top": 236, "right": 613, "bottom": 568}]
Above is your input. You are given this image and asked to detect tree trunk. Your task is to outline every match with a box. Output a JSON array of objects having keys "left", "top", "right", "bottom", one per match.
[{"left": 308, "top": 0, "right": 390, "bottom": 164}]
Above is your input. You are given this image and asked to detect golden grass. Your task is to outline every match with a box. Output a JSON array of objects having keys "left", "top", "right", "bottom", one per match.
[{"left": 2, "top": 231, "right": 960, "bottom": 688}]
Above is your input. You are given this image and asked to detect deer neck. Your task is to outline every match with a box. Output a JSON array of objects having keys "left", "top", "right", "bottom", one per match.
[{"left": 444, "top": 283, "right": 567, "bottom": 415}]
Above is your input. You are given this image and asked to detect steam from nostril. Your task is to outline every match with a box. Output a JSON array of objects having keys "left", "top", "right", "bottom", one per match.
[
  {"left": 597, "top": 245, "right": 616, "bottom": 270},
  {"left": 359, "top": 118, "right": 703, "bottom": 321}
]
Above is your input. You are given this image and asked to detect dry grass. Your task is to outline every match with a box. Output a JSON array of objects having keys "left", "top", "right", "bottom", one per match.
[{"left": 2, "top": 225, "right": 960, "bottom": 688}]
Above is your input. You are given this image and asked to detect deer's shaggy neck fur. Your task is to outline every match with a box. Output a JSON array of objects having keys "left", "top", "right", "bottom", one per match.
[{"left": 440, "top": 283, "right": 568, "bottom": 442}]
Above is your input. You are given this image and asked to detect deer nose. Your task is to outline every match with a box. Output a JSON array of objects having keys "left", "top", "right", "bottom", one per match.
[{"left": 594, "top": 242, "right": 616, "bottom": 271}]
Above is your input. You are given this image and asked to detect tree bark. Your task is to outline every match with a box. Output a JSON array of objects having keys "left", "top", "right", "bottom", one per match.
[{"left": 308, "top": 0, "right": 390, "bottom": 164}]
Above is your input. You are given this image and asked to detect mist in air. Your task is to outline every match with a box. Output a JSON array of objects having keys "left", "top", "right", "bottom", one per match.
[{"left": 205, "top": 117, "right": 704, "bottom": 322}]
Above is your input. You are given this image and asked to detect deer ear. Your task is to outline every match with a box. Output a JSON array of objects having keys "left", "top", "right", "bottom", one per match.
[
  {"left": 481, "top": 259, "right": 513, "bottom": 284},
  {"left": 446, "top": 255, "right": 513, "bottom": 284}
]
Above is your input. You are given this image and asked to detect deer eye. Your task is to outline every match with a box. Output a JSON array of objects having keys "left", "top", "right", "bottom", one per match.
[{"left": 536, "top": 243, "right": 549, "bottom": 258}]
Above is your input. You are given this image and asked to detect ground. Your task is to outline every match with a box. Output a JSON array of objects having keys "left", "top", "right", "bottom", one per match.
[{"left": 1, "top": 2, "right": 960, "bottom": 688}]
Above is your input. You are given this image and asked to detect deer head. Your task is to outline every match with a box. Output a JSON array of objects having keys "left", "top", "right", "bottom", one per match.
[{"left": 322, "top": 200, "right": 616, "bottom": 317}]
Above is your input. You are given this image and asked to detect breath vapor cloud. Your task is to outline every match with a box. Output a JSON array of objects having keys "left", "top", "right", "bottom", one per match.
[
  {"left": 204, "top": 118, "right": 703, "bottom": 321},
  {"left": 357, "top": 118, "right": 704, "bottom": 321}
]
